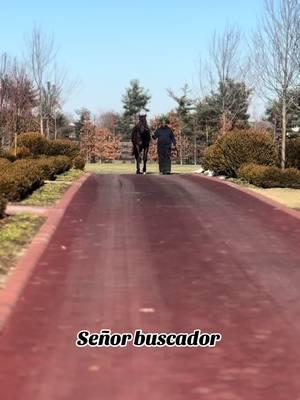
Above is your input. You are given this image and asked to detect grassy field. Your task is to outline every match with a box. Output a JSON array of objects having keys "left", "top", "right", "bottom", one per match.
[
  {"left": 86, "top": 162, "right": 199, "bottom": 175},
  {"left": 0, "top": 214, "right": 45, "bottom": 288},
  {"left": 21, "top": 169, "right": 84, "bottom": 206},
  {"left": 229, "top": 178, "right": 300, "bottom": 210},
  {"left": 249, "top": 187, "right": 300, "bottom": 210},
  {"left": 0, "top": 168, "right": 85, "bottom": 288}
]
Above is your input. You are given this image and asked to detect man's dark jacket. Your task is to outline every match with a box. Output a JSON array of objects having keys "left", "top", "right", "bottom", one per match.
[{"left": 153, "top": 126, "right": 176, "bottom": 146}]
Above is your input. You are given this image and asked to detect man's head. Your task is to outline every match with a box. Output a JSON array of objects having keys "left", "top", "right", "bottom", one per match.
[{"left": 160, "top": 117, "right": 169, "bottom": 127}]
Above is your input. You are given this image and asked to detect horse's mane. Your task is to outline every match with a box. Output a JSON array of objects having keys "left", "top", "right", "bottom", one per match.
[{"left": 132, "top": 116, "right": 150, "bottom": 145}]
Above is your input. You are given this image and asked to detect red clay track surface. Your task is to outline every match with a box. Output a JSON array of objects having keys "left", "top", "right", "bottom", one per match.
[{"left": 0, "top": 174, "right": 300, "bottom": 400}]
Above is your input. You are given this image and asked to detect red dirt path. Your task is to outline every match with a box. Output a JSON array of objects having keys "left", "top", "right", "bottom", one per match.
[{"left": 0, "top": 174, "right": 300, "bottom": 400}]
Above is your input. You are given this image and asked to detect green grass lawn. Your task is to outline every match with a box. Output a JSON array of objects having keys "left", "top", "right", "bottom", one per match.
[
  {"left": 21, "top": 169, "right": 84, "bottom": 206},
  {"left": 228, "top": 178, "right": 300, "bottom": 210},
  {"left": 0, "top": 168, "right": 85, "bottom": 288},
  {"left": 0, "top": 213, "right": 45, "bottom": 288},
  {"left": 86, "top": 162, "right": 199, "bottom": 175}
]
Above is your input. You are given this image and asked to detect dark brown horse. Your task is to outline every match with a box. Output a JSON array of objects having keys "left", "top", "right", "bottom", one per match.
[{"left": 131, "top": 115, "right": 151, "bottom": 174}]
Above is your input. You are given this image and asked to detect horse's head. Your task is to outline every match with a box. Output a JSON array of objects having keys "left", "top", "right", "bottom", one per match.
[{"left": 138, "top": 114, "right": 147, "bottom": 130}]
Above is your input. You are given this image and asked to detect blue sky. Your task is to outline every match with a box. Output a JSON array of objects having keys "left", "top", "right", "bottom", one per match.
[{"left": 0, "top": 0, "right": 264, "bottom": 117}]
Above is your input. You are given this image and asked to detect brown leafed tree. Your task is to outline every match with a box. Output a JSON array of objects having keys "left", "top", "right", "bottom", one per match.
[
  {"left": 80, "top": 120, "right": 96, "bottom": 162},
  {"left": 168, "top": 112, "right": 193, "bottom": 164},
  {"left": 94, "top": 128, "right": 121, "bottom": 162}
]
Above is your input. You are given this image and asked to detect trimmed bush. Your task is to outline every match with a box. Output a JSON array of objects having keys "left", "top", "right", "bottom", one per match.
[
  {"left": 286, "top": 138, "right": 300, "bottom": 169},
  {"left": 45, "top": 139, "right": 80, "bottom": 159},
  {"left": 202, "top": 129, "right": 277, "bottom": 177},
  {"left": 0, "top": 156, "right": 72, "bottom": 202},
  {"left": 34, "top": 156, "right": 72, "bottom": 179},
  {"left": 201, "top": 144, "right": 227, "bottom": 175},
  {"left": 238, "top": 163, "right": 300, "bottom": 188},
  {"left": 0, "top": 150, "right": 17, "bottom": 162},
  {"left": 0, "top": 196, "right": 7, "bottom": 218},
  {"left": 17, "top": 132, "right": 48, "bottom": 156},
  {"left": 73, "top": 155, "right": 86, "bottom": 170},
  {"left": 0, "top": 158, "right": 12, "bottom": 171},
  {"left": 47, "top": 155, "right": 72, "bottom": 174},
  {"left": 15, "top": 146, "right": 31, "bottom": 159}
]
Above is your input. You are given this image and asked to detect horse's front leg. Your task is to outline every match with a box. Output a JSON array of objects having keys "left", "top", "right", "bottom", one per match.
[
  {"left": 135, "top": 146, "right": 141, "bottom": 174},
  {"left": 142, "top": 147, "right": 149, "bottom": 174}
]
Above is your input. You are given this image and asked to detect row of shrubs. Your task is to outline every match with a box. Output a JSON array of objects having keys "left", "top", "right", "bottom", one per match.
[
  {"left": 0, "top": 133, "right": 87, "bottom": 218},
  {"left": 202, "top": 129, "right": 278, "bottom": 176},
  {"left": 238, "top": 163, "right": 300, "bottom": 188},
  {"left": 202, "top": 129, "right": 300, "bottom": 187},
  {"left": 0, "top": 156, "right": 72, "bottom": 206},
  {"left": 0, "top": 132, "right": 86, "bottom": 169},
  {"left": 0, "top": 195, "right": 7, "bottom": 219}
]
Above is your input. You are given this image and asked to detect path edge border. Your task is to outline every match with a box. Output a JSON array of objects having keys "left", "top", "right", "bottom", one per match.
[
  {"left": 194, "top": 174, "right": 300, "bottom": 221},
  {"left": 0, "top": 172, "right": 92, "bottom": 331}
]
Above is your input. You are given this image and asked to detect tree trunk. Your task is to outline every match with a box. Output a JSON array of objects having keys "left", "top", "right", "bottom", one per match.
[
  {"left": 46, "top": 118, "right": 50, "bottom": 139},
  {"left": 194, "top": 134, "right": 197, "bottom": 165},
  {"left": 54, "top": 112, "right": 57, "bottom": 140},
  {"left": 273, "top": 116, "right": 277, "bottom": 143},
  {"left": 221, "top": 113, "right": 226, "bottom": 135},
  {"left": 40, "top": 114, "right": 44, "bottom": 136},
  {"left": 281, "top": 97, "right": 287, "bottom": 169},
  {"left": 14, "top": 133, "right": 17, "bottom": 157},
  {"left": 180, "top": 143, "right": 183, "bottom": 165}
]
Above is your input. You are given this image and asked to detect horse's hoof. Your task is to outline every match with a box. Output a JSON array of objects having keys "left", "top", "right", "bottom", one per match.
[{"left": 143, "top": 172, "right": 146, "bottom": 175}]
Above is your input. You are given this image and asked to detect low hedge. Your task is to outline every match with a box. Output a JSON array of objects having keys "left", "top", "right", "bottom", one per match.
[
  {"left": 0, "top": 151, "right": 16, "bottom": 162},
  {"left": 0, "top": 156, "right": 72, "bottom": 202},
  {"left": 73, "top": 155, "right": 86, "bottom": 170},
  {"left": 238, "top": 163, "right": 300, "bottom": 188},
  {"left": 0, "top": 158, "right": 12, "bottom": 171},
  {"left": 286, "top": 138, "right": 300, "bottom": 169},
  {"left": 202, "top": 129, "right": 277, "bottom": 177},
  {"left": 46, "top": 139, "right": 80, "bottom": 159},
  {"left": 15, "top": 133, "right": 80, "bottom": 159},
  {"left": 0, "top": 196, "right": 7, "bottom": 218},
  {"left": 17, "top": 132, "right": 48, "bottom": 156}
]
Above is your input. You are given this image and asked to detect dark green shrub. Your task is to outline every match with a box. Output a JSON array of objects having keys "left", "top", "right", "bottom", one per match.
[
  {"left": 238, "top": 163, "right": 300, "bottom": 188},
  {"left": 73, "top": 155, "right": 86, "bottom": 170},
  {"left": 0, "top": 168, "right": 41, "bottom": 201},
  {"left": 48, "top": 155, "right": 72, "bottom": 174},
  {"left": 17, "top": 132, "right": 48, "bottom": 156},
  {"left": 46, "top": 140, "right": 80, "bottom": 159},
  {"left": 0, "top": 196, "right": 7, "bottom": 218},
  {"left": 286, "top": 138, "right": 300, "bottom": 169},
  {"left": 202, "top": 129, "right": 277, "bottom": 177},
  {"left": 202, "top": 144, "right": 227, "bottom": 175},
  {"left": 34, "top": 156, "right": 72, "bottom": 179},
  {"left": 0, "top": 156, "right": 72, "bottom": 201}
]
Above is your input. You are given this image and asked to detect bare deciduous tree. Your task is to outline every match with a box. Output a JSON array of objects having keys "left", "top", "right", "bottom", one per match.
[
  {"left": 27, "top": 26, "right": 56, "bottom": 136},
  {"left": 97, "top": 111, "right": 120, "bottom": 135},
  {"left": 0, "top": 54, "right": 36, "bottom": 148},
  {"left": 200, "top": 25, "right": 251, "bottom": 135},
  {"left": 253, "top": 0, "right": 300, "bottom": 168}
]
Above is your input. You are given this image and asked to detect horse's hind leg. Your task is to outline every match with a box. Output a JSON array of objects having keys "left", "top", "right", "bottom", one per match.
[{"left": 142, "top": 148, "right": 149, "bottom": 174}]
